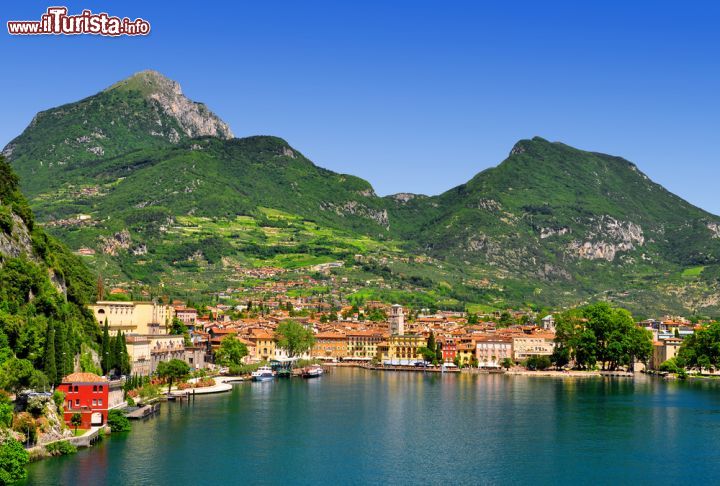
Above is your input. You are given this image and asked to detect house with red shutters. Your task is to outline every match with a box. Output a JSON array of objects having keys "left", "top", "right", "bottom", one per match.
[{"left": 57, "top": 372, "right": 110, "bottom": 429}]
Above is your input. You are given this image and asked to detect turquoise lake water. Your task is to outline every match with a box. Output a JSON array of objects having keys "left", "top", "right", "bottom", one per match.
[{"left": 23, "top": 368, "right": 720, "bottom": 485}]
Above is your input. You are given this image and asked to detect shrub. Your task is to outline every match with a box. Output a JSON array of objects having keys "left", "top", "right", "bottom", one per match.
[
  {"left": 0, "top": 205, "right": 13, "bottom": 235},
  {"left": 0, "top": 437, "right": 30, "bottom": 484},
  {"left": 45, "top": 440, "right": 77, "bottom": 456},
  {"left": 107, "top": 410, "right": 131, "bottom": 433},
  {"left": 52, "top": 390, "right": 65, "bottom": 413},
  {"left": 12, "top": 412, "right": 37, "bottom": 445},
  {"left": 126, "top": 396, "right": 135, "bottom": 407},
  {"left": 659, "top": 358, "right": 680, "bottom": 374}
]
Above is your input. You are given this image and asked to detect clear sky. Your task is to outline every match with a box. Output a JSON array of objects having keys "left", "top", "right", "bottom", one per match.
[{"left": 1, "top": 1, "right": 719, "bottom": 213}]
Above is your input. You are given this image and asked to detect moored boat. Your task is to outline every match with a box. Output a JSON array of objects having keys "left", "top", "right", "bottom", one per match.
[
  {"left": 302, "top": 365, "right": 324, "bottom": 378},
  {"left": 251, "top": 366, "right": 275, "bottom": 381}
]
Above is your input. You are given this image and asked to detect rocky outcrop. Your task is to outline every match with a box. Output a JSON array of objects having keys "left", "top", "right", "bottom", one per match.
[
  {"left": 99, "top": 230, "right": 132, "bottom": 255},
  {"left": 110, "top": 70, "right": 233, "bottom": 140},
  {"left": 319, "top": 201, "right": 389, "bottom": 229},
  {"left": 707, "top": 222, "right": 720, "bottom": 239},
  {"left": 568, "top": 216, "right": 644, "bottom": 261}
]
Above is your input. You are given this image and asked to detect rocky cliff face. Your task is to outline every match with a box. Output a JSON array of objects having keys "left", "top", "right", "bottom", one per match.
[{"left": 108, "top": 70, "right": 234, "bottom": 140}]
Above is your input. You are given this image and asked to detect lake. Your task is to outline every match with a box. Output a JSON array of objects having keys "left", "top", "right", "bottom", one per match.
[{"left": 24, "top": 368, "right": 720, "bottom": 485}]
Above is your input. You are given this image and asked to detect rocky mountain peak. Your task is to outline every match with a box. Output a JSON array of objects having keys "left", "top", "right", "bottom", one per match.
[{"left": 107, "top": 70, "right": 234, "bottom": 140}]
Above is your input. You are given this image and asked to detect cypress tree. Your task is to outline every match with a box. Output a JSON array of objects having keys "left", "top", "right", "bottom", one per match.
[
  {"left": 427, "top": 331, "right": 436, "bottom": 352},
  {"left": 43, "top": 322, "right": 57, "bottom": 386},
  {"left": 101, "top": 318, "right": 110, "bottom": 375},
  {"left": 54, "top": 320, "right": 70, "bottom": 383},
  {"left": 120, "top": 332, "right": 130, "bottom": 375}
]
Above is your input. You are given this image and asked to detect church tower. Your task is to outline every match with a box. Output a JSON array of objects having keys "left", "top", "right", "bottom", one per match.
[{"left": 390, "top": 304, "right": 405, "bottom": 335}]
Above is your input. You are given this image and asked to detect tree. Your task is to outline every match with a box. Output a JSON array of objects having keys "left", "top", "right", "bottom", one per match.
[
  {"left": 43, "top": 322, "right": 57, "bottom": 386},
  {"left": 0, "top": 357, "right": 35, "bottom": 394},
  {"left": 156, "top": 359, "right": 190, "bottom": 394},
  {"left": 275, "top": 320, "right": 315, "bottom": 358},
  {"left": 427, "top": 332, "right": 436, "bottom": 355},
  {"left": 70, "top": 412, "right": 82, "bottom": 434},
  {"left": 107, "top": 409, "right": 131, "bottom": 432},
  {"left": 467, "top": 313, "right": 479, "bottom": 325},
  {"left": 0, "top": 392, "right": 13, "bottom": 428},
  {"left": 501, "top": 357, "right": 513, "bottom": 370},
  {"left": 101, "top": 318, "right": 110, "bottom": 375},
  {"left": 54, "top": 320, "right": 70, "bottom": 383},
  {"left": 119, "top": 332, "right": 131, "bottom": 375},
  {"left": 418, "top": 347, "right": 435, "bottom": 363},
  {"left": 0, "top": 437, "right": 30, "bottom": 484},
  {"left": 215, "top": 336, "right": 248, "bottom": 367}
]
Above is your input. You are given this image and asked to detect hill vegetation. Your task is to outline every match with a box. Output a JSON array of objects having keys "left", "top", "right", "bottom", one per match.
[{"left": 5, "top": 71, "right": 720, "bottom": 316}]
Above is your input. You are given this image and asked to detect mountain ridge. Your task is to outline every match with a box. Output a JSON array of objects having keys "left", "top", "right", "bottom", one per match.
[{"left": 5, "top": 71, "right": 720, "bottom": 316}]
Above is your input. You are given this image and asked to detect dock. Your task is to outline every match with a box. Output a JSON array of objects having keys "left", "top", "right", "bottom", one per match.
[{"left": 126, "top": 403, "right": 160, "bottom": 420}]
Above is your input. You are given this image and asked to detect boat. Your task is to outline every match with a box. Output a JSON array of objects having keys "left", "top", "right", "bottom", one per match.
[
  {"left": 251, "top": 366, "right": 275, "bottom": 382},
  {"left": 302, "top": 365, "right": 324, "bottom": 378},
  {"left": 276, "top": 369, "right": 292, "bottom": 379}
]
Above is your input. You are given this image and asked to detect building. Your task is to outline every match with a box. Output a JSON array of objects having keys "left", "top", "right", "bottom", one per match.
[
  {"left": 475, "top": 336, "right": 513, "bottom": 368},
  {"left": 377, "top": 334, "right": 425, "bottom": 364},
  {"left": 175, "top": 307, "right": 198, "bottom": 328},
  {"left": 346, "top": 330, "right": 384, "bottom": 360},
  {"left": 541, "top": 315, "right": 556, "bottom": 332},
  {"left": 650, "top": 338, "right": 683, "bottom": 370},
  {"left": 149, "top": 335, "right": 186, "bottom": 374},
  {"left": 512, "top": 333, "right": 555, "bottom": 361},
  {"left": 248, "top": 329, "right": 276, "bottom": 361},
  {"left": 439, "top": 337, "right": 457, "bottom": 363},
  {"left": 456, "top": 342, "right": 476, "bottom": 366},
  {"left": 311, "top": 332, "right": 347, "bottom": 359},
  {"left": 57, "top": 373, "right": 110, "bottom": 429},
  {"left": 389, "top": 304, "right": 405, "bottom": 335},
  {"left": 90, "top": 300, "right": 173, "bottom": 335},
  {"left": 125, "top": 335, "right": 151, "bottom": 376}
]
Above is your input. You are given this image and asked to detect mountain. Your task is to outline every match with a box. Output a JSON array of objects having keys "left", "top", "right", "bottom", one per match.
[
  {"left": 3, "top": 70, "right": 232, "bottom": 196},
  {"left": 0, "top": 155, "right": 99, "bottom": 378},
  {"left": 5, "top": 71, "right": 720, "bottom": 316}
]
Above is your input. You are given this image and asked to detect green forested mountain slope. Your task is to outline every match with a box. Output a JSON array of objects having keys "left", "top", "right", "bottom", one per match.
[
  {"left": 5, "top": 71, "right": 720, "bottom": 316},
  {"left": 0, "top": 156, "right": 99, "bottom": 385}
]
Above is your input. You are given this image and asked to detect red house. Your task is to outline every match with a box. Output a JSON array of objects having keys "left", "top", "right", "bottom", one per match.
[{"left": 57, "top": 372, "right": 109, "bottom": 429}]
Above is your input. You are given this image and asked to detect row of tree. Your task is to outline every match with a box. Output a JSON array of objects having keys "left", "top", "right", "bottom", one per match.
[
  {"left": 552, "top": 303, "right": 653, "bottom": 370},
  {"left": 100, "top": 320, "right": 131, "bottom": 376}
]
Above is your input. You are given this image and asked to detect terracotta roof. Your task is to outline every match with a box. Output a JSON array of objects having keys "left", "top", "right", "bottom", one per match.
[{"left": 62, "top": 372, "right": 108, "bottom": 383}]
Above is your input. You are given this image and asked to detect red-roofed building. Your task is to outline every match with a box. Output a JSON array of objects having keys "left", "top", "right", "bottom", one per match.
[{"left": 57, "top": 373, "right": 109, "bottom": 429}]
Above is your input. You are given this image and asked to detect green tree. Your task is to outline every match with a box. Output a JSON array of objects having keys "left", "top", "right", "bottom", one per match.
[
  {"left": 0, "top": 437, "right": 30, "bottom": 484},
  {"left": 107, "top": 409, "right": 131, "bottom": 432},
  {"left": 54, "top": 320, "right": 70, "bottom": 383},
  {"left": 501, "top": 357, "right": 513, "bottom": 370},
  {"left": 215, "top": 336, "right": 249, "bottom": 367},
  {"left": 43, "top": 322, "right": 58, "bottom": 386},
  {"left": 101, "top": 318, "right": 110, "bottom": 375},
  {"left": 426, "top": 331, "right": 436, "bottom": 355},
  {"left": 156, "top": 359, "right": 190, "bottom": 394},
  {"left": 119, "top": 332, "right": 131, "bottom": 375},
  {"left": 0, "top": 357, "right": 35, "bottom": 394},
  {"left": 70, "top": 412, "right": 82, "bottom": 434},
  {"left": 275, "top": 320, "right": 315, "bottom": 358},
  {"left": 0, "top": 392, "right": 13, "bottom": 428}
]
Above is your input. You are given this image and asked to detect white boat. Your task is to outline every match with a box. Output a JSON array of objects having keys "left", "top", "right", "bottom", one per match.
[
  {"left": 251, "top": 366, "right": 275, "bottom": 381},
  {"left": 302, "top": 365, "right": 324, "bottom": 378}
]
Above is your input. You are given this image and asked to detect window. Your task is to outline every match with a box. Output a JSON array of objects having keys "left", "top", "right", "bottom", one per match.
[
  {"left": 67, "top": 401, "right": 72, "bottom": 410},
  {"left": 97, "top": 385, "right": 103, "bottom": 392},
  {"left": 92, "top": 385, "right": 97, "bottom": 392},
  {"left": 92, "top": 399, "right": 97, "bottom": 406},
  {"left": 75, "top": 399, "right": 80, "bottom": 406},
  {"left": 99, "top": 399, "right": 103, "bottom": 406},
  {"left": 74, "top": 385, "right": 79, "bottom": 392}
]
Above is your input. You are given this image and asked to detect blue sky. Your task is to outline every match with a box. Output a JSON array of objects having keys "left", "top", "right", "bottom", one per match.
[{"left": 1, "top": 1, "right": 719, "bottom": 213}]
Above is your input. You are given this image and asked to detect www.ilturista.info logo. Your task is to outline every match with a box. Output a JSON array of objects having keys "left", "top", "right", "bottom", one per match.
[{"left": 7, "top": 6, "right": 150, "bottom": 36}]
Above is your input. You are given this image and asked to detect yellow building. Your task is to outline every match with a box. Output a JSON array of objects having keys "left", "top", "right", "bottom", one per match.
[
  {"left": 90, "top": 301, "right": 173, "bottom": 336},
  {"left": 248, "top": 329, "right": 276, "bottom": 362},
  {"left": 456, "top": 342, "right": 476, "bottom": 366},
  {"left": 346, "top": 331, "right": 384, "bottom": 359},
  {"left": 377, "top": 334, "right": 425, "bottom": 363},
  {"left": 311, "top": 332, "right": 347, "bottom": 359},
  {"left": 512, "top": 333, "right": 555, "bottom": 361}
]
